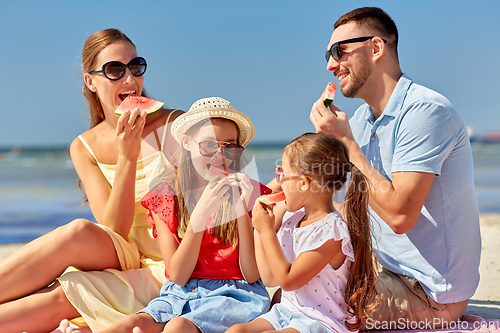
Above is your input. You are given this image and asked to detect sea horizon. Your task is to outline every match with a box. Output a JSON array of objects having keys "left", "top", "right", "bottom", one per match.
[{"left": 1, "top": 141, "right": 499, "bottom": 244}]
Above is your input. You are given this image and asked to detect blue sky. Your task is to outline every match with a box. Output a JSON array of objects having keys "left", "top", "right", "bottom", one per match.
[{"left": 1, "top": 0, "right": 499, "bottom": 147}]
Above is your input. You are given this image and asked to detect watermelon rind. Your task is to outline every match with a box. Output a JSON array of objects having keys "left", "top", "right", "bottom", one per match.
[
  {"left": 203, "top": 165, "right": 229, "bottom": 182},
  {"left": 258, "top": 196, "right": 273, "bottom": 205},
  {"left": 322, "top": 82, "right": 337, "bottom": 108},
  {"left": 258, "top": 192, "right": 286, "bottom": 205},
  {"left": 203, "top": 170, "right": 220, "bottom": 182},
  {"left": 114, "top": 96, "right": 164, "bottom": 116}
]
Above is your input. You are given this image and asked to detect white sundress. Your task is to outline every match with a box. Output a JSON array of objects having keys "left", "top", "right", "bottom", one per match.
[{"left": 278, "top": 209, "right": 357, "bottom": 333}]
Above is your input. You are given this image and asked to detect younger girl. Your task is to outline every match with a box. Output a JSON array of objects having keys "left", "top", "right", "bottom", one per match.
[
  {"left": 98, "top": 97, "right": 270, "bottom": 333},
  {"left": 228, "top": 132, "right": 378, "bottom": 333}
]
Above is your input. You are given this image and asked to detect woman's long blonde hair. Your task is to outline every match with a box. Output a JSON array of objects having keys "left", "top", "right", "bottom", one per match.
[
  {"left": 78, "top": 28, "right": 149, "bottom": 201},
  {"left": 174, "top": 118, "right": 243, "bottom": 247},
  {"left": 286, "top": 132, "right": 378, "bottom": 331}
]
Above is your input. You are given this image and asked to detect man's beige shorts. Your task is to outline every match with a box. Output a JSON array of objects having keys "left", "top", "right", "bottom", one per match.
[{"left": 365, "top": 267, "right": 469, "bottom": 330}]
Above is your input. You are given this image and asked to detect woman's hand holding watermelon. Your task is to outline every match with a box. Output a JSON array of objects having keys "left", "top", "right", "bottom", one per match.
[{"left": 115, "top": 107, "right": 147, "bottom": 162}]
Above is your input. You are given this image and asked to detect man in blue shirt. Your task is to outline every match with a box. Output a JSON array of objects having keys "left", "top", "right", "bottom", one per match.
[{"left": 310, "top": 7, "right": 480, "bottom": 329}]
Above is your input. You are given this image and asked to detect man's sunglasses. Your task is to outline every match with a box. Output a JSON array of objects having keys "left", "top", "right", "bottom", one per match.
[
  {"left": 192, "top": 139, "right": 244, "bottom": 160},
  {"left": 325, "top": 36, "right": 387, "bottom": 62},
  {"left": 89, "top": 57, "right": 147, "bottom": 81}
]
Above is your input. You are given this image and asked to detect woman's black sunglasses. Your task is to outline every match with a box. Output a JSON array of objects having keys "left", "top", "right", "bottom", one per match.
[
  {"left": 89, "top": 57, "right": 147, "bottom": 81},
  {"left": 325, "top": 36, "right": 387, "bottom": 62}
]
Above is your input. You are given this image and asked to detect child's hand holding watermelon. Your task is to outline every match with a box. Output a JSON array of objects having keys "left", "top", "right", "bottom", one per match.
[
  {"left": 204, "top": 164, "right": 271, "bottom": 212},
  {"left": 227, "top": 173, "right": 254, "bottom": 217},
  {"left": 251, "top": 198, "right": 276, "bottom": 235}
]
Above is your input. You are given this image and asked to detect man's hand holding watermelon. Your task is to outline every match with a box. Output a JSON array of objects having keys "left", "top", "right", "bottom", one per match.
[{"left": 310, "top": 82, "right": 355, "bottom": 144}]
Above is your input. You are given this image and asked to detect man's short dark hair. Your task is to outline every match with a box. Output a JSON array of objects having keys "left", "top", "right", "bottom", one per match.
[{"left": 335, "top": 7, "right": 399, "bottom": 56}]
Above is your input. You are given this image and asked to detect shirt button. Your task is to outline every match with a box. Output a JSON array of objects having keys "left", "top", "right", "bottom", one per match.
[
  {"left": 191, "top": 286, "right": 196, "bottom": 292},
  {"left": 371, "top": 134, "right": 376, "bottom": 141}
]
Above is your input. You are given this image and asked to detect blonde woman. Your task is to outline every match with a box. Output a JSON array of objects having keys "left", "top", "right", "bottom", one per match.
[{"left": 0, "top": 28, "right": 182, "bottom": 332}]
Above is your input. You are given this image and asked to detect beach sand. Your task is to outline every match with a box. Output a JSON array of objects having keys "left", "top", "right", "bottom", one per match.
[
  {"left": 1, "top": 214, "right": 498, "bottom": 319},
  {"left": 466, "top": 214, "right": 500, "bottom": 318}
]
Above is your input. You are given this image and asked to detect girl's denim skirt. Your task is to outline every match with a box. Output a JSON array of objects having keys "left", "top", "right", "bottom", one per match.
[
  {"left": 260, "top": 303, "right": 336, "bottom": 333},
  {"left": 139, "top": 278, "right": 270, "bottom": 333}
]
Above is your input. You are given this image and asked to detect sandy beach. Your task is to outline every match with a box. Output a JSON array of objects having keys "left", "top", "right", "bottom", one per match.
[{"left": 1, "top": 214, "right": 498, "bottom": 319}]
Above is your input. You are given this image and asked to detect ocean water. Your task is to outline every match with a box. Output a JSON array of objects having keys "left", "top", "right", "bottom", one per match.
[{"left": 0, "top": 142, "right": 498, "bottom": 244}]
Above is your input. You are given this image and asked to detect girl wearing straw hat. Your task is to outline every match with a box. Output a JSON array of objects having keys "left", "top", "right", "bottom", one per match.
[{"left": 95, "top": 97, "right": 271, "bottom": 333}]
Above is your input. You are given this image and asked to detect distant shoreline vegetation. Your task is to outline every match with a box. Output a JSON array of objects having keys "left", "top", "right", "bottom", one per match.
[
  {"left": 471, "top": 134, "right": 500, "bottom": 143},
  {"left": 0, "top": 141, "right": 291, "bottom": 154},
  {"left": 0, "top": 145, "right": 70, "bottom": 155},
  {"left": 1, "top": 138, "right": 500, "bottom": 155}
]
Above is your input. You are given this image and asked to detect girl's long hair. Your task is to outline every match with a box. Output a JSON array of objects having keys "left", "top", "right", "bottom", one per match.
[
  {"left": 286, "top": 132, "right": 377, "bottom": 331},
  {"left": 174, "top": 118, "right": 242, "bottom": 247}
]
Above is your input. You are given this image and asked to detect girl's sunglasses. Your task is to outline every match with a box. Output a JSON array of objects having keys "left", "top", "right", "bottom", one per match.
[
  {"left": 325, "top": 36, "right": 386, "bottom": 62},
  {"left": 192, "top": 139, "right": 244, "bottom": 160},
  {"left": 89, "top": 57, "right": 147, "bottom": 81},
  {"left": 275, "top": 165, "right": 321, "bottom": 187},
  {"left": 275, "top": 165, "right": 304, "bottom": 184}
]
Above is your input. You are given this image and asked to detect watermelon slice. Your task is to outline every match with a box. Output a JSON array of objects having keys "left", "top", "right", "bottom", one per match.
[
  {"left": 258, "top": 191, "right": 286, "bottom": 205},
  {"left": 204, "top": 165, "right": 229, "bottom": 182},
  {"left": 203, "top": 164, "right": 272, "bottom": 211},
  {"left": 114, "top": 95, "right": 164, "bottom": 116},
  {"left": 322, "top": 82, "right": 337, "bottom": 107}
]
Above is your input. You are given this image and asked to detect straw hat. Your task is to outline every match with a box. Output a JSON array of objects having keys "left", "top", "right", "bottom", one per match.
[{"left": 171, "top": 97, "right": 255, "bottom": 147}]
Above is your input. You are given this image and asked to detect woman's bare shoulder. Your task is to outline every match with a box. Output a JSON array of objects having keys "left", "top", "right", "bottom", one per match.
[
  {"left": 69, "top": 124, "right": 109, "bottom": 163},
  {"left": 70, "top": 129, "right": 94, "bottom": 163},
  {"left": 167, "top": 108, "right": 185, "bottom": 121}
]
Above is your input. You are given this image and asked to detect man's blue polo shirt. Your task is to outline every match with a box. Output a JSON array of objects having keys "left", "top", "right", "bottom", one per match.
[{"left": 349, "top": 74, "right": 480, "bottom": 303}]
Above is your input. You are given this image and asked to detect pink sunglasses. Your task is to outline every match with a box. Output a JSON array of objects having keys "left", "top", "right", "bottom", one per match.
[{"left": 275, "top": 165, "right": 321, "bottom": 187}]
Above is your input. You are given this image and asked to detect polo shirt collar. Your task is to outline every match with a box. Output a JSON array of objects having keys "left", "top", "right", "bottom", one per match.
[{"left": 364, "top": 73, "right": 412, "bottom": 123}]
